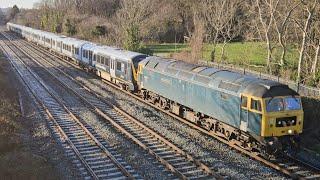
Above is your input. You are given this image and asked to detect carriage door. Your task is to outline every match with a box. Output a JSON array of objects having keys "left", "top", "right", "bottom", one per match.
[
  {"left": 240, "top": 95, "right": 248, "bottom": 132},
  {"left": 72, "top": 45, "right": 75, "bottom": 57},
  {"left": 89, "top": 50, "right": 92, "bottom": 65},
  {"left": 110, "top": 58, "right": 116, "bottom": 77}
]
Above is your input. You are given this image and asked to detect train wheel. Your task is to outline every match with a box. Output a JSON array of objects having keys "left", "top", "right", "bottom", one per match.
[{"left": 159, "top": 98, "right": 167, "bottom": 109}]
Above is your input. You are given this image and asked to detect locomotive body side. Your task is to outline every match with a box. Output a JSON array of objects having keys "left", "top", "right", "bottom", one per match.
[{"left": 138, "top": 57, "right": 304, "bottom": 150}]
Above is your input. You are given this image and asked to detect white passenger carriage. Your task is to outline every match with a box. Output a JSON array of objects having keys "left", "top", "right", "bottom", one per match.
[
  {"left": 6, "top": 22, "right": 148, "bottom": 91},
  {"left": 80, "top": 43, "right": 98, "bottom": 69},
  {"left": 93, "top": 46, "right": 147, "bottom": 90},
  {"left": 60, "top": 37, "right": 89, "bottom": 62}
]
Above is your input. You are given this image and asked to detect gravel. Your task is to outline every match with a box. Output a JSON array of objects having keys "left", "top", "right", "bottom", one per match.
[
  {"left": 7, "top": 54, "right": 80, "bottom": 179},
  {"left": 20, "top": 47, "right": 176, "bottom": 180},
  {"left": 25, "top": 39, "right": 288, "bottom": 179}
]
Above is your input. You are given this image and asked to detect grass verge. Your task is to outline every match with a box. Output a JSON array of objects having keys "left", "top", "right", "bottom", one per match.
[
  {"left": 0, "top": 52, "right": 59, "bottom": 179},
  {"left": 147, "top": 42, "right": 299, "bottom": 67}
]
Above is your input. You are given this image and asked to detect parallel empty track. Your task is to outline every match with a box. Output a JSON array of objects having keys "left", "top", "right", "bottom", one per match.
[
  {"left": 1, "top": 31, "right": 220, "bottom": 179},
  {"left": 5, "top": 31, "right": 320, "bottom": 179},
  {"left": 0, "top": 33, "right": 138, "bottom": 180}
]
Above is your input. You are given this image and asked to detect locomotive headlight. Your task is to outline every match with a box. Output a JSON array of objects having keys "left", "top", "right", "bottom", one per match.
[
  {"left": 268, "top": 141, "right": 273, "bottom": 145},
  {"left": 288, "top": 129, "right": 293, "bottom": 134}
]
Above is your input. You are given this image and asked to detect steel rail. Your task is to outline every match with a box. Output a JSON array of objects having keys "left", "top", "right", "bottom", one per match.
[
  {"left": 4, "top": 31, "right": 221, "bottom": 179},
  {"left": 0, "top": 32, "right": 135, "bottom": 180},
  {"left": 8, "top": 30, "right": 320, "bottom": 179}
]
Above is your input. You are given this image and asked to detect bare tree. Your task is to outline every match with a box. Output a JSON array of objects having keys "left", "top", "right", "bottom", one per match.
[
  {"left": 256, "top": 0, "right": 279, "bottom": 72},
  {"left": 296, "top": 0, "right": 318, "bottom": 84},
  {"left": 272, "top": 0, "right": 300, "bottom": 66},
  {"left": 171, "top": 0, "right": 195, "bottom": 39},
  {"left": 190, "top": 11, "right": 205, "bottom": 63},
  {"left": 310, "top": 21, "right": 320, "bottom": 79},
  {"left": 219, "top": 1, "right": 244, "bottom": 62},
  {"left": 311, "top": 39, "right": 320, "bottom": 78},
  {"left": 197, "top": 0, "right": 227, "bottom": 62}
]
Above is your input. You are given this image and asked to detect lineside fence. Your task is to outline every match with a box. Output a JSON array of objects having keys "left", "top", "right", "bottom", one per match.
[{"left": 198, "top": 60, "right": 320, "bottom": 97}]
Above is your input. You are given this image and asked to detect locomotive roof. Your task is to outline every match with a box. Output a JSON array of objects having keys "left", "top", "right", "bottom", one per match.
[{"left": 142, "top": 56, "right": 299, "bottom": 97}]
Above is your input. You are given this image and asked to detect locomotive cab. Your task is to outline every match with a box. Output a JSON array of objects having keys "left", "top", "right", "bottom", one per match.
[
  {"left": 262, "top": 96, "right": 303, "bottom": 137},
  {"left": 240, "top": 81, "right": 303, "bottom": 148}
]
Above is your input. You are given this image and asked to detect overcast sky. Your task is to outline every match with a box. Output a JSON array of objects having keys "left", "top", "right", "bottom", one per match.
[{"left": 1, "top": 0, "right": 39, "bottom": 9}]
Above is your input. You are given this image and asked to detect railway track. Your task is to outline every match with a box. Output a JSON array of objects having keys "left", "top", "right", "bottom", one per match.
[
  {"left": 0, "top": 33, "right": 138, "bottom": 180},
  {"left": 3, "top": 30, "right": 320, "bottom": 179},
  {"left": 20, "top": 36, "right": 320, "bottom": 179},
  {"left": 1, "top": 31, "right": 220, "bottom": 179}
]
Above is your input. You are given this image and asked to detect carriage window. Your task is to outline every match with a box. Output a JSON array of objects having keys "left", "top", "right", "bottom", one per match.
[
  {"left": 105, "top": 57, "right": 110, "bottom": 66},
  {"left": 101, "top": 57, "right": 105, "bottom": 64},
  {"left": 251, "top": 99, "right": 262, "bottom": 112},
  {"left": 97, "top": 56, "right": 100, "bottom": 63},
  {"left": 116, "top": 62, "right": 122, "bottom": 71},
  {"left": 241, "top": 96, "right": 248, "bottom": 108},
  {"left": 106, "top": 58, "right": 109, "bottom": 65}
]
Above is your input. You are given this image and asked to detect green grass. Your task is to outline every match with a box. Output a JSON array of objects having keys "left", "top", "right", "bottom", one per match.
[
  {"left": 147, "top": 42, "right": 300, "bottom": 67},
  {"left": 147, "top": 44, "right": 188, "bottom": 57}
]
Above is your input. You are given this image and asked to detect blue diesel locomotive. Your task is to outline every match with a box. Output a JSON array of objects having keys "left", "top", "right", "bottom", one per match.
[{"left": 137, "top": 57, "right": 303, "bottom": 153}]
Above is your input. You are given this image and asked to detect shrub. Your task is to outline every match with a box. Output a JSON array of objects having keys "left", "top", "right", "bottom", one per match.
[
  {"left": 91, "top": 26, "right": 106, "bottom": 37},
  {"left": 64, "top": 19, "right": 77, "bottom": 36},
  {"left": 124, "top": 24, "right": 141, "bottom": 52}
]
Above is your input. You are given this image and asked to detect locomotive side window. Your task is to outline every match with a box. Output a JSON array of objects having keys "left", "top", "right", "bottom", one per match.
[
  {"left": 241, "top": 96, "right": 248, "bottom": 108},
  {"left": 251, "top": 99, "right": 262, "bottom": 112}
]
